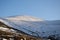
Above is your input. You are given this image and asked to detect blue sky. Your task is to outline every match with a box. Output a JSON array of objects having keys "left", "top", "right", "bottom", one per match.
[{"left": 0, "top": 0, "right": 60, "bottom": 20}]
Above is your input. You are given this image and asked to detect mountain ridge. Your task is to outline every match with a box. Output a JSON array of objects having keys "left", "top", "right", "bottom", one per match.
[{"left": 6, "top": 15, "right": 44, "bottom": 21}]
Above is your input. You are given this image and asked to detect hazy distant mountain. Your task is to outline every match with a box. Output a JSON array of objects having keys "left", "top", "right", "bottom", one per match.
[{"left": 6, "top": 15, "right": 43, "bottom": 21}]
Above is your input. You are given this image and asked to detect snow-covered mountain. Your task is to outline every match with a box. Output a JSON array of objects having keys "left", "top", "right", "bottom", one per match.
[
  {"left": 0, "top": 15, "right": 60, "bottom": 38},
  {"left": 6, "top": 15, "right": 43, "bottom": 21}
]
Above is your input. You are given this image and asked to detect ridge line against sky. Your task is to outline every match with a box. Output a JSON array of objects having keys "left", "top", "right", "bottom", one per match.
[{"left": 0, "top": 0, "right": 60, "bottom": 20}]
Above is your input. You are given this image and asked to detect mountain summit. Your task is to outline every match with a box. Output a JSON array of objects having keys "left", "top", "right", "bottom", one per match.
[{"left": 6, "top": 15, "right": 43, "bottom": 21}]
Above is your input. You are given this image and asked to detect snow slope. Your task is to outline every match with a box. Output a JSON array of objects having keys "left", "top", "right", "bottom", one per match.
[{"left": 0, "top": 16, "right": 60, "bottom": 38}]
